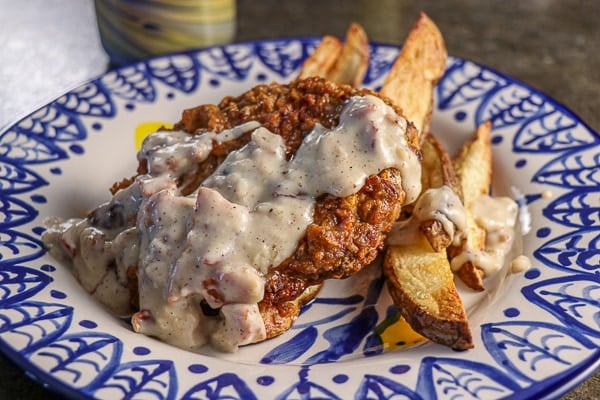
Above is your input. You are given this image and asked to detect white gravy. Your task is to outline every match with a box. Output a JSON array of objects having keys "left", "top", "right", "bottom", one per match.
[
  {"left": 388, "top": 186, "right": 529, "bottom": 281},
  {"left": 510, "top": 255, "right": 532, "bottom": 273},
  {"left": 43, "top": 95, "right": 421, "bottom": 352},
  {"left": 450, "top": 194, "right": 525, "bottom": 276},
  {"left": 413, "top": 186, "right": 467, "bottom": 245},
  {"left": 387, "top": 185, "right": 467, "bottom": 247}
]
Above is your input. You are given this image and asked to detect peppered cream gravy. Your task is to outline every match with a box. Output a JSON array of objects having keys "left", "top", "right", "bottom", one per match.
[
  {"left": 387, "top": 185, "right": 467, "bottom": 247},
  {"left": 387, "top": 185, "right": 528, "bottom": 281},
  {"left": 450, "top": 194, "right": 527, "bottom": 277},
  {"left": 43, "top": 95, "right": 421, "bottom": 352},
  {"left": 413, "top": 186, "right": 468, "bottom": 246}
]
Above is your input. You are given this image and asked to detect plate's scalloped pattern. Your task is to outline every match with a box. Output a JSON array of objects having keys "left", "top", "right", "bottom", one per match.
[{"left": 0, "top": 39, "right": 598, "bottom": 399}]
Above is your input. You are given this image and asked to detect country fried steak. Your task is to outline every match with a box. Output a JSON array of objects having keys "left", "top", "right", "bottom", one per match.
[
  {"left": 44, "top": 76, "right": 420, "bottom": 351},
  {"left": 114, "top": 77, "right": 419, "bottom": 340}
]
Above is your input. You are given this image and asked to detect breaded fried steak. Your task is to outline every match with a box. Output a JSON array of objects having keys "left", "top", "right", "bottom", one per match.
[{"left": 43, "top": 77, "right": 421, "bottom": 352}]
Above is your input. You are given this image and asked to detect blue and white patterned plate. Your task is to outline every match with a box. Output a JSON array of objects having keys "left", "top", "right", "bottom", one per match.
[{"left": 0, "top": 39, "right": 598, "bottom": 400}]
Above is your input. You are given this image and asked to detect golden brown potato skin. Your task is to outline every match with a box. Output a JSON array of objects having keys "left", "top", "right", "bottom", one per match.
[
  {"left": 383, "top": 130, "right": 473, "bottom": 351},
  {"left": 380, "top": 12, "right": 447, "bottom": 138},
  {"left": 384, "top": 235, "right": 473, "bottom": 350},
  {"left": 119, "top": 77, "right": 418, "bottom": 340}
]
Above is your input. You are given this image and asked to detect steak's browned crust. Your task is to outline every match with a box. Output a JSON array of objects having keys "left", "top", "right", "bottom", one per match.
[
  {"left": 119, "top": 77, "right": 419, "bottom": 340},
  {"left": 263, "top": 169, "right": 404, "bottom": 301},
  {"left": 258, "top": 169, "right": 406, "bottom": 338}
]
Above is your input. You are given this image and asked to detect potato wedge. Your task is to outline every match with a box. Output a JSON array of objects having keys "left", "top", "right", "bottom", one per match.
[
  {"left": 384, "top": 231, "right": 473, "bottom": 350},
  {"left": 452, "top": 121, "right": 492, "bottom": 208},
  {"left": 326, "top": 23, "right": 370, "bottom": 87},
  {"left": 297, "top": 23, "right": 369, "bottom": 87},
  {"left": 380, "top": 12, "right": 447, "bottom": 138},
  {"left": 421, "top": 132, "right": 461, "bottom": 196},
  {"left": 297, "top": 35, "right": 342, "bottom": 80},
  {"left": 418, "top": 133, "right": 463, "bottom": 252},
  {"left": 448, "top": 121, "right": 493, "bottom": 291}
]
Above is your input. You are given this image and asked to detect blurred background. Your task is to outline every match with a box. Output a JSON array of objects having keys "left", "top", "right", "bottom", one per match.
[
  {"left": 1, "top": 0, "right": 598, "bottom": 132},
  {"left": 0, "top": 1, "right": 598, "bottom": 398}
]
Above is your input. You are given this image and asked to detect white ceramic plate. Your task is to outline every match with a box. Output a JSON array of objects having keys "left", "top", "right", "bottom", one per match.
[{"left": 0, "top": 39, "right": 598, "bottom": 400}]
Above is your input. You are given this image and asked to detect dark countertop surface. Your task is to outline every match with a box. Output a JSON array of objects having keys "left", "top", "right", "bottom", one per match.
[{"left": 0, "top": 0, "right": 598, "bottom": 398}]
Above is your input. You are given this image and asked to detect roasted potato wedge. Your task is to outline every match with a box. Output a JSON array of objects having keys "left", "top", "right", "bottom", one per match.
[
  {"left": 421, "top": 132, "right": 461, "bottom": 196},
  {"left": 297, "top": 23, "right": 369, "bottom": 88},
  {"left": 297, "top": 35, "right": 342, "bottom": 80},
  {"left": 380, "top": 12, "right": 447, "bottom": 138},
  {"left": 326, "top": 23, "right": 370, "bottom": 87},
  {"left": 448, "top": 121, "right": 493, "bottom": 291},
  {"left": 418, "top": 132, "right": 462, "bottom": 252},
  {"left": 385, "top": 135, "right": 471, "bottom": 348},
  {"left": 384, "top": 232, "right": 473, "bottom": 350},
  {"left": 452, "top": 121, "right": 492, "bottom": 208},
  {"left": 381, "top": 14, "right": 473, "bottom": 350}
]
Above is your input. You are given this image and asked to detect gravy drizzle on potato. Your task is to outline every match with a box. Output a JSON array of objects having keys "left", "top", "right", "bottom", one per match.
[{"left": 377, "top": 13, "right": 527, "bottom": 349}]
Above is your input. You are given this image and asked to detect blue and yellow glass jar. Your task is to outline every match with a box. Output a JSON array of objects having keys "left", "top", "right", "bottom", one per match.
[{"left": 95, "top": 0, "right": 236, "bottom": 65}]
